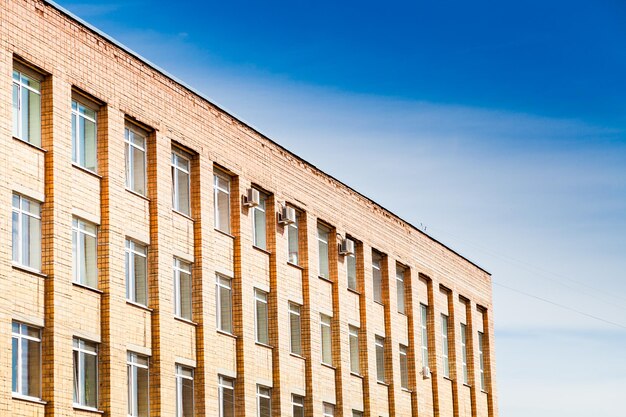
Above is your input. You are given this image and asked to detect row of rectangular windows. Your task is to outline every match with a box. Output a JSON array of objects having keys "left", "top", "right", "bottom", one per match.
[{"left": 13, "top": 320, "right": 363, "bottom": 417}]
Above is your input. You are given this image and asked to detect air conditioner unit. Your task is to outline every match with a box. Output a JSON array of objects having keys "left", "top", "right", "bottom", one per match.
[
  {"left": 339, "top": 238, "right": 355, "bottom": 256},
  {"left": 244, "top": 188, "right": 260, "bottom": 207},
  {"left": 422, "top": 366, "right": 431, "bottom": 379},
  {"left": 279, "top": 206, "right": 297, "bottom": 225}
]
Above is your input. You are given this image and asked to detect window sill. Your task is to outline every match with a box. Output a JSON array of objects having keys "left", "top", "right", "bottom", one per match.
[
  {"left": 443, "top": 376, "right": 454, "bottom": 382},
  {"left": 373, "top": 300, "right": 385, "bottom": 307},
  {"left": 126, "top": 300, "right": 152, "bottom": 312},
  {"left": 481, "top": 389, "right": 489, "bottom": 394},
  {"left": 72, "top": 163, "right": 101, "bottom": 179},
  {"left": 73, "top": 404, "right": 104, "bottom": 414},
  {"left": 72, "top": 281, "right": 103, "bottom": 294},
  {"left": 287, "top": 261, "right": 303, "bottom": 270},
  {"left": 401, "top": 387, "right": 412, "bottom": 394},
  {"left": 12, "top": 263, "right": 47, "bottom": 278},
  {"left": 318, "top": 275, "right": 333, "bottom": 284},
  {"left": 290, "top": 352, "right": 305, "bottom": 360},
  {"left": 215, "top": 228, "right": 235, "bottom": 239},
  {"left": 350, "top": 371, "right": 363, "bottom": 379},
  {"left": 12, "top": 394, "right": 47, "bottom": 405},
  {"left": 320, "top": 362, "right": 336, "bottom": 370},
  {"left": 125, "top": 188, "right": 150, "bottom": 201},
  {"left": 463, "top": 383, "right": 472, "bottom": 388},
  {"left": 397, "top": 310, "right": 407, "bottom": 317},
  {"left": 252, "top": 245, "right": 271, "bottom": 256},
  {"left": 376, "top": 380, "right": 390, "bottom": 387},
  {"left": 172, "top": 209, "right": 194, "bottom": 222},
  {"left": 255, "top": 341, "right": 274, "bottom": 349},
  {"left": 217, "top": 329, "right": 237, "bottom": 339},
  {"left": 13, "top": 136, "right": 47, "bottom": 153},
  {"left": 347, "top": 287, "right": 361, "bottom": 296},
  {"left": 174, "top": 316, "right": 197, "bottom": 326}
]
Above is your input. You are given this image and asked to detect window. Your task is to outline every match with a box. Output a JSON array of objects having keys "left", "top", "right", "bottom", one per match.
[
  {"left": 396, "top": 266, "right": 405, "bottom": 314},
  {"left": 176, "top": 365, "right": 194, "bottom": 417},
  {"left": 478, "top": 331, "right": 486, "bottom": 390},
  {"left": 441, "top": 314, "right": 450, "bottom": 378},
  {"left": 126, "top": 239, "right": 148, "bottom": 306},
  {"left": 73, "top": 338, "right": 98, "bottom": 409},
  {"left": 72, "top": 217, "right": 98, "bottom": 288},
  {"left": 127, "top": 352, "right": 149, "bottom": 417},
  {"left": 255, "top": 289, "right": 269, "bottom": 345},
  {"left": 125, "top": 125, "right": 147, "bottom": 195},
  {"left": 399, "top": 344, "right": 409, "bottom": 389},
  {"left": 292, "top": 394, "right": 304, "bottom": 417},
  {"left": 323, "top": 403, "right": 335, "bottom": 417},
  {"left": 320, "top": 314, "right": 332, "bottom": 365},
  {"left": 218, "top": 375, "right": 235, "bottom": 417},
  {"left": 289, "top": 303, "right": 302, "bottom": 355},
  {"left": 214, "top": 172, "right": 231, "bottom": 233},
  {"left": 287, "top": 210, "right": 299, "bottom": 265},
  {"left": 375, "top": 336, "right": 385, "bottom": 383},
  {"left": 257, "top": 385, "right": 271, "bottom": 417},
  {"left": 349, "top": 325, "right": 360, "bottom": 374},
  {"left": 72, "top": 99, "right": 97, "bottom": 172},
  {"left": 372, "top": 252, "right": 382, "bottom": 303},
  {"left": 174, "top": 258, "right": 192, "bottom": 320},
  {"left": 12, "top": 194, "right": 41, "bottom": 271},
  {"left": 346, "top": 240, "right": 357, "bottom": 291},
  {"left": 12, "top": 66, "right": 41, "bottom": 146},
  {"left": 317, "top": 225, "right": 329, "bottom": 279},
  {"left": 420, "top": 304, "right": 429, "bottom": 368},
  {"left": 172, "top": 150, "right": 191, "bottom": 216},
  {"left": 252, "top": 190, "right": 267, "bottom": 249},
  {"left": 216, "top": 274, "right": 233, "bottom": 334},
  {"left": 352, "top": 411, "right": 364, "bottom": 417},
  {"left": 460, "top": 324, "right": 468, "bottom": 384},
  {"left": 11, "top": 322, "right": 41, "bottom": 399}
]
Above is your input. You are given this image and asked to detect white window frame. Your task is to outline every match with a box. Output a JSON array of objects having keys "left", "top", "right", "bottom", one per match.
[
  {"left": 213, "top": 172, "right": 231, "bottom": 233},
  {"left": 72, "top": 217, "right": 98, "bottom": 288},
  {"left": 317, "top": 225, "right": 330, "bottom": 279},
  {"left": 256, "top": 385, "right": 271, "bottom": 417},
  {"left": 127, "top": 352, "right": 149, "bottom": 417},
  {"left": 71, "top": 99, "right": 98, "bottom": 172},
  {"left": 320, "top": 314, "right": 333, "bottom": 366},
  {"left": 396, "top": 266, "right": 405, "bottom": 314},
  {"left": 175, "top": 364, "right": 194, "bottom": 417},
  {"left": 251, "top": 189, "right": 267, "bottom": 249},
  {"left": 461, "top": 323, "right": 468, "bottom": 384},
  {"left": 399, "top": 344, "right": 409, "bottom": 389},
  {"left": 12, "top": 321, "right": 42, "bottom": 400},
  {"left": 441, "top": 314, "right": 450, "bottom": 378},
  {"left": 173, "top": 258, "right": 192, "bottom": 320},
  {"left": 218, "top": 375, "right": 235, "bottom": 417},
  {"left": 346, "top": 240, "right": 357, "bottom": 291},
  {"left": 372, "top": 252, "right": 382, "bottom": 303},
  {"left": 375, "top": 335, "right": 385, "bottom": 383},
  {"left": 349, "top": 325, "right": 360, "bottom": 374},
  {"left": 73, "top": 338, "right": 98, "bottom": 409},
  {"left": 323, "top": 402, "right": 335, "bottom": 417},
  {"left": 420, "top": 303, "right": 429, "bottom": 368},
  {"left": 126, "top": 239, "right": 148, "bottom": 306},
  {"left": 287, "top": 210, "right": 299, "bottom": 265},
  {"left": 478, "top": 331, "right": 486, "bottom": 391},
  {"left": 12, "top": 67, "right": 41, "bottom": 145},
  {"left": 216, "top": 274, "right": 233, "bottom": 334},
  {"left": 171, "top": 150, "right": 191, "bottom": 216},
  {"left": 289, "top": 302, "right": 302, "bottom": 355},
  {"left": 125, "top": 125, "right": 147, "bottom": 195},
  {"left": 255, "top": 289, "right": 269, "bottom": 345},
  {"left": 12, "top": 193, "right": 42, "bottom": 271},
  {"left": 291, "top": 394, "right": 304, "bottom": 417}
]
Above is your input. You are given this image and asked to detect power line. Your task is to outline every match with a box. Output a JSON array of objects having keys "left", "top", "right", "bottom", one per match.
[{"left": 494, "top": 281, "right": 626, "bottom": 330}]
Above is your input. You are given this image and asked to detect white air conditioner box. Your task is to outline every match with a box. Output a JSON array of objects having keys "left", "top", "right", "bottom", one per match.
[
  {"left": 279, "top": 206, "right": 297, "bottom": 225},
  {"left": 339, "top": 238, "right": 355, "bottom": 256},
  {"left": 244, "top": 188, "right": 260, "bottom": 207}
]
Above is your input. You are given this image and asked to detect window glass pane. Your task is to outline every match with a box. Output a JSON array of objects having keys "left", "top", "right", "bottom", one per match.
[
  {"left": 396, "top": 268, "right": 405, "bottom": 313},
  {"left": 12, "top": 337, "right": 18, "bottom": 393},
  {"left": 253, "top": 200, "right": 266, "bottom": 249},
  {"left": 182, "top": 377, "right": 194, "bottom": 417},
  {"left": 287, "top": 222, "right": 299, "bottom": 265},
  {"left": 25, "top": 211, "right": 42, "bottom": 270},
  {"left": 349, "top": 326, "right": 360, "bottom": 374},
  {"left": 373, "top": 253, "right": 382, "bottom": 303},
  {"left": 220, "top": 377, "right": 235, "bottom": 417},
  {"left": 258, "top": 390, "right": 271, "bottom": 417},
  {"left": 12, "top": 209, "right": 19, "bottom": 263},
  {"left": 84, "top": 231, "right": 97, "bottom": 288},
  {"left": 12, "top": 81, "right": 19, "bottom": 138},
  {"left": 375, "top": 337, "right": 385, "bottom": 382},
  {"left": 25, "top": 338, "right": 41, "bottom": 397},
  {"left": 84, "top": 349, "right": 98, "bottom": 407},
  {"left": 321, "top": 315, "right": 332, "bottom": 365},
  {"left": 421, "top": 304, "right": 429, "bottom": 368},
  {"left": 79, "top": 111, "right": 97, "bottom": 171},
  {"left": 132, "top": 145, "right": 146, "bottom": 195},
  {"left": 400, "top": 345, "right": 409, "bottom": 389},
  {"left": 318, "top": 226, "right": 329, "bottom": 279},
  {"left": 219, "top": 283, "right": 233, "bottom": 333},
  {"left": 134, "top": 251, "right": 148, "bottom": 306},
  {"left": 180, "top": 270, "right": 192, "bottom": 320},
  {"left": 177, "top": 168, "right": 191, "bottom": 216},
  {"left": 347, "top": 252, "right": 357, "bottom": 290},
  {"left": 136, "top": 364, "right": 149, "bottom": 416},
  {"left": 216, "top": 189, "right": 230, "bottom": 233},
  {"left": 25, "top": 87, "right": 41, "bottom": 146},
  {"left": 256, "top": 291, "right": 269, "bottom": 344},
  {"left": 290, "top": 305, "right": 302, "bottom": 355}
]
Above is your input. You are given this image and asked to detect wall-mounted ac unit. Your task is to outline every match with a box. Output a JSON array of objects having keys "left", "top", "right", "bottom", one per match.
[
  {"left": 339, "top": 238, "right": 355, "bottom": 256},
  {"left": 279, "top": 206, "right": 297, "bottom": 225},
  {"left": 244, "top": 188, "right": 260, "bottom": 207},
  {"left": 422, "top": 366, "right": 431, "bottom": 379}
]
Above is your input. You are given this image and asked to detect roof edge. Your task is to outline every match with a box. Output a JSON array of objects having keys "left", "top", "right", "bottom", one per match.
[{"left": 42, "top": 0, "right": 491, "bottom": 276}]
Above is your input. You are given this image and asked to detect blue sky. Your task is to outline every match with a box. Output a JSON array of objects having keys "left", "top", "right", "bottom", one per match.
[{"left": 56, "top": 1, "right": 626, "bottom": 415}]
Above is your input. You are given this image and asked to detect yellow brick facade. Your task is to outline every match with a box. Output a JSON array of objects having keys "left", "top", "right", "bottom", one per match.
[{"left": 0, "top": 1, "right": 497, "bottom": 416}]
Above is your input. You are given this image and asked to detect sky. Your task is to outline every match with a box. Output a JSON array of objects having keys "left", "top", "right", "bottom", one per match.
[{"left": 54, "top": 1, "right": 626, "bottom": 415}]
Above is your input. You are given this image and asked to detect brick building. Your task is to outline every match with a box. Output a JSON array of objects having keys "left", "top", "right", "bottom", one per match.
[{"left": 0, "top": 1, "right": 497, "bottom": 416}]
